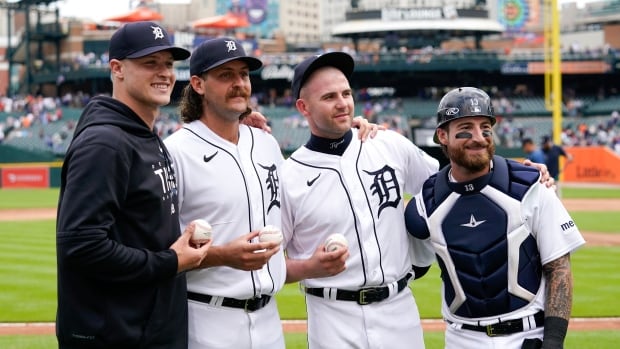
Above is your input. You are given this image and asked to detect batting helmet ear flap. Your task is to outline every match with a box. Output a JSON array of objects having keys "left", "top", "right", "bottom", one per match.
[{"left": 433, "top": 87, "right": 495, "bottom": 144}]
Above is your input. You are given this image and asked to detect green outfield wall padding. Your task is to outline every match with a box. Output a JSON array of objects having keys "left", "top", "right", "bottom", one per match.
[
  {"left": 50, "top": 166, "right": 62, "bottom": 188},
  {"left": 0, "top": 144, "right": 60, "bottom": 162}
]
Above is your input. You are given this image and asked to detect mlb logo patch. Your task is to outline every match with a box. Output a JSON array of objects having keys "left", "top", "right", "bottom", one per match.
[{"left": 468, "top": 98, "right": 481, "bottom": 113}]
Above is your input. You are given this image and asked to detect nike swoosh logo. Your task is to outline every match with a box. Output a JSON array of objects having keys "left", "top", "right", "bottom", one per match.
[
  {"left": 203, "top": 151, "right": 218, "bottom": 162},
  {"left": 307, "top": 173, "right": 321, "bottom": 186}
]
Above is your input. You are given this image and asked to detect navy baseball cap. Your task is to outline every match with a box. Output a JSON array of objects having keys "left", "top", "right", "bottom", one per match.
[
  {"left": 109, "top": 21, "right": 190, "bottom": 61},
  {"left": 189, "top": 37, "right": 262, "bottom": 76},
  {"left": 291, "top": 52, "right": 355, "bottom": 99}
]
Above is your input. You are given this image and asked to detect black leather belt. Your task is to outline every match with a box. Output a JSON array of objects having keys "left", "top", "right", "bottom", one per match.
[
  {"left": 459, "top": 311, "right": 545, "bottom": 337},
  {"left": 187, "top": 291, "right": 271, "bottom": 312},
  {"left": 305, "top": 273, "right": 411, "bottom": 305}
]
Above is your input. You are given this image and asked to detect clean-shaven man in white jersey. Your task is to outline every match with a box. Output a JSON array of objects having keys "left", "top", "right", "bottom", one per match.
[
  {"left": 281, "top": 51, "right": 441, "bottom": 349},
  {"left": 404, "top": 87, "right": 585, "bottom": 349},
  {"left": 164, "top": 38, "right": 286, "bottom": 349}
]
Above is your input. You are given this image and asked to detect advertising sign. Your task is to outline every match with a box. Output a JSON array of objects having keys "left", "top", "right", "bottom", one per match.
[{"left": 1, "top": 167, "right": 50, "bottom": 188}]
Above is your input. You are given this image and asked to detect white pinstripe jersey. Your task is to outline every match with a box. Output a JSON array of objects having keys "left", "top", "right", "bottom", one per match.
[
  {"left": 281, "top": 129, "right": 439, "bottom": 289},
  {"left": 164, "top": 120, "right": 286, "bottom": 299}
]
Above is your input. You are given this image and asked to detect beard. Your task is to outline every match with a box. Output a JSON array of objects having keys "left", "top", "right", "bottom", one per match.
[{"left": 447, "top": 141, "right": 495, "bottom": 173}]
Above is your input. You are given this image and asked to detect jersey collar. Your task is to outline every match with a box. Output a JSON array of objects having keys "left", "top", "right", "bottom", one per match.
[
  {"left": 305, "top": 129, "right": 352, "bottom": 156},
  {"left": 447, "top": 160, "right": 495, "bottom": 194}
]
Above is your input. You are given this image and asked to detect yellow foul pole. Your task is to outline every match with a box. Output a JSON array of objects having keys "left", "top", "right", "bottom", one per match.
[
  {"left": 544, "top": 0, "right": 564, "bottom": 182},
  {"left": 544, "top": 1, "right": 552, "bottom": 111},
  {"left": 551, "top": 0, "right": 562, "bottom": 147}
]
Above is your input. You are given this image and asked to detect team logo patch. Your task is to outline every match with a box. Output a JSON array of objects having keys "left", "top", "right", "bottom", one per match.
[
  {"left": 151, "top": 26, "right": 165, "bottom": 40},
  {"left": 364, "top": 165, "right": 400, "bottom": 217},
  {"left": 259, "top": 163, "right": 280, "bottom": 212},
  {"left": 225, "top": 40, "right": 237, "bottom": 52},
  {"left": 329, "top": 138, "right": 345, "bottom": 150}
]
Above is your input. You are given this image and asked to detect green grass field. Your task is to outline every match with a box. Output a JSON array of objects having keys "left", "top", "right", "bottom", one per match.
[
  {"left": 0, "top": 187, "right": 618, "bottom": 348},
  {"left": 2, "top": 330, "right": 620, "bottom": 349}
]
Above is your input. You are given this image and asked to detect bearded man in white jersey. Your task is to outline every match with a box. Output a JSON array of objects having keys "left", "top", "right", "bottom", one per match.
[{"left": 280, "top": 51, "right": 441, "bottom": 349}]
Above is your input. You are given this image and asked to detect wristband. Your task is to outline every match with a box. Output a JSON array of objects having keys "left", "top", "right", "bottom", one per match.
[{"left": 542, "top": 316, "right": 568, "bottom": 349}]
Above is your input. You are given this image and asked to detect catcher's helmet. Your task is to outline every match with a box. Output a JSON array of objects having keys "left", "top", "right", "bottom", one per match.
[{"left": 433, "top": 87, "right": 495, "bottom": 143}]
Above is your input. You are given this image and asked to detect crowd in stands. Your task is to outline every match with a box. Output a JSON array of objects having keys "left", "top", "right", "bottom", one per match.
[
  {"left": 2, "top": 87, "right": 620, "bottom": 157},
  {"left": 562, "top": 110, "right": 620, "bottom": 153},
  {"left": 46, "top": 41, "right": 620, "bottom": 82},
  {"left": 0, "top": 93, "right": 91, "bottom": 154},
  {"left": 0, "top": 91, "right": 188, "bottom": 155},
  {"left": 494, "top": 110, "right": 620, "bottom": 154},
  {"left": 261, "top": 83, "right": 620, "bottom": 154},
  {"left": 154, "top": 110, "right": 184, "bottom": 139}
]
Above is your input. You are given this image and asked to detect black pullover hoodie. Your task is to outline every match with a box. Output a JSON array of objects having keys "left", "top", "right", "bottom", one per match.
[{"left": 56, "top": 96, "right": 187, "bottom": 349}]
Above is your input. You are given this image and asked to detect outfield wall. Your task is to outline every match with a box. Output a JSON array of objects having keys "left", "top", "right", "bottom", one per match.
[
  {"left": 563, "top": 146, "right": 620, "bottom": 184},
  {"left": 0, "top": 162, "right": 62, "bottom": 188},
  {"left": 1, "top": 146, "right": 618, "bottom": 188}
]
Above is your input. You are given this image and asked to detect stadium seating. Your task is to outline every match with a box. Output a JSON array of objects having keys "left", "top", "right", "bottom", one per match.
[
  {"left": 583, "top": 96, "right": 620, "bottom": 116},
  {"left": 403, "top": 99, "right": 439, "bottom": 119},
  {"left": 2, "top": 100, "right": 618, "bottom": 159}
]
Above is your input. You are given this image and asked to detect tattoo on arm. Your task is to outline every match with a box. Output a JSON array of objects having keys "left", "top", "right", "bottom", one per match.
[{"left": 542, "top": 254, "right": 573, "bottom": 320}]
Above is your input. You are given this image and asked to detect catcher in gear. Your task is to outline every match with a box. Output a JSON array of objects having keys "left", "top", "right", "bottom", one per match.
[{"left": 405, "top": 87, "right": 585, "bottom": 349}]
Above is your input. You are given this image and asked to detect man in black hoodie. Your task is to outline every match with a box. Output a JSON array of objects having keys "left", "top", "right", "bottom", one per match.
[{"left": 56, "top": 21, "right": 212, "bottom": 349}]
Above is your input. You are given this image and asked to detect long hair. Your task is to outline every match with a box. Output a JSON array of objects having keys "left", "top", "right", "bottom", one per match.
[{"left": 178, "top": 83, "right": 203, "bottom": 123}]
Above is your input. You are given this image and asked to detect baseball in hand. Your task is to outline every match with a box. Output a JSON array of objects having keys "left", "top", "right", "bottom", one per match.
[
  {"left": 259, "top": 225, "right": 283, "bottom": 244},
  {"left": 191, "top": 219, "right": 212, "bottom": 243},
  {"left": 324, "top": 233, "right": 348, "bottom": 252}
]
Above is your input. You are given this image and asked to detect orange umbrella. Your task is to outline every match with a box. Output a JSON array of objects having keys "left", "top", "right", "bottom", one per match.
[
  {"left": 192, "top": 12, "right": 249, "bottom": 29},
  {"left": 105, "top": 7, "right": 164, "bottom": 23}
]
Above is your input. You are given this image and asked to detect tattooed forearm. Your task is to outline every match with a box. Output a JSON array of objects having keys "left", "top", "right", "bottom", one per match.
[{"left": 542, "top": 254, "right": 573, "bottom": 320}]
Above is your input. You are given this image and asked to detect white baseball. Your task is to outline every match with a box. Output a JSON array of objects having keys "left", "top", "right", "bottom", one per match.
[
  {"left": 259, "top": 225, "right": 283, "bottom": 244},
  {"left": 324, "top": 233, "right": 348, "bottom": 252},
  {"left": 191, "top": 219, "right": 212, "bottom": 243}
]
